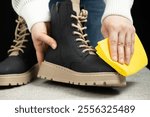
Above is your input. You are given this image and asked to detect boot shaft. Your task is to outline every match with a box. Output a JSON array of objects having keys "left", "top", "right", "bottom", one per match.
[
  {"left": 50, "top": 0, "right": 77, "bottom": 42},
  {"left": 0, "top": 16, "right": 37, "bottom": 75},
  {"left": 47, "top": 0, "right": 89, "bottom": 67},
  {"left": 8, "top": 16, "right": 37, "bottom": 62}
]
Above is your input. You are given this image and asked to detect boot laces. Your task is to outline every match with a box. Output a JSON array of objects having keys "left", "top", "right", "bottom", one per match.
[
  {"left": 71, "top": 9, "right": 95, "bottom": 55},
  {"left": 8, "top": 16, "right": 30, "bottom": 56}
]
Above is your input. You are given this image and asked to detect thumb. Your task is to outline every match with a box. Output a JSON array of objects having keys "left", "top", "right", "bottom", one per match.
[
  {"left": 38, "top": 33, "right": 57, "bottom": 49},
  {"left": 36, "top": 43, "right": 44, "bottom": 65}
]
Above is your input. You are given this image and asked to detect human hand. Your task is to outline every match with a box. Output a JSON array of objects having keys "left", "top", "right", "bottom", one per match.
[
  {"left": 31, "top": 22, "right": 57, "bottom": 65},
  {"left": 101, "top": 15, "right": 135, "bottom": 65}
]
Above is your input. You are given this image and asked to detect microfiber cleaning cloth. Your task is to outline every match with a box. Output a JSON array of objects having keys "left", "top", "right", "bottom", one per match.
[{"left": 95, "top": 34, "right": 148, "bottom": 77}]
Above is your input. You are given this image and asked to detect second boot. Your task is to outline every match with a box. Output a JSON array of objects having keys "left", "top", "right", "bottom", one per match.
[{"left": 0, "top": 16, "right": 38, "bottom": 86}]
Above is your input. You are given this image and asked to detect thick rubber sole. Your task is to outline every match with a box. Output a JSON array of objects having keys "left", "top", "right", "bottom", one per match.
[
  {"left": 38, "top": 61, "right": 126, "bottom": 87},
  {"left": 0, "top": 64, "right": 39, "bottom": 86}
]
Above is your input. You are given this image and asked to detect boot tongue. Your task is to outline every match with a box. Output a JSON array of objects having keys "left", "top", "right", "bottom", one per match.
[{"left": 71, "top": 0, "right": 80, "bottom": 15}]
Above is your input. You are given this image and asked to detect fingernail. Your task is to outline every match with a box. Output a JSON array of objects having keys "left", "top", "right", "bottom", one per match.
[
  {"left": 125, "top": 57, "right": 130, "bottom": 65},
  {"left": 112, "top": 56, "right": 117, "bottom": 61},
  {"left": 52, "top": 44, "right": 56, "bottom": 49},
  {"left": 120, "top": 59, "right": 124, "bottom": 64},
  {"left": 126, "top": 60, "right": 130, "bottom": 65}
]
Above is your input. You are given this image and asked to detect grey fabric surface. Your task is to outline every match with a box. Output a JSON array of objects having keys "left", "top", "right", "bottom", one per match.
[{"left": 0, "top": 68, "right": 150, "bottom": 100}]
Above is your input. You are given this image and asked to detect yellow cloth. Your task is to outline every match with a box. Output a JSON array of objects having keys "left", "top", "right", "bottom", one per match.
[{"left": 95, "top": 34, "right": 148, "bottom": 76}]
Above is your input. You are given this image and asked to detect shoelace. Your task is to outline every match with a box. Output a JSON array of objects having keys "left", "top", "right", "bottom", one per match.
[
  {"left": 71, "top": 9, "right": 95, "bottom": 55},
  {"left": 8, "top": 16, "right": 30, "bottom": 56}
]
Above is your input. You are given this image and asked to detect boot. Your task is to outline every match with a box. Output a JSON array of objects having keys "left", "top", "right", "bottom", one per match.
[
  {"left": 38, "top": 0, "right": 126, "bottom": 87},
  {"left": 0, "top": 16, "right": 38, "bottom": 86}
]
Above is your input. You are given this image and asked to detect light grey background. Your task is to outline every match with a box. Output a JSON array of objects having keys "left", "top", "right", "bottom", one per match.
[{"left": 0, "top": 68, "right": 150, "bottom": 100}]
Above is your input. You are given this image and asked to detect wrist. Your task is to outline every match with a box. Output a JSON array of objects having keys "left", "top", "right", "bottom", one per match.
[
  {"left": 19, "top": 0, "right": 50, "bottom": 31},
  {"left": 102, "top": 0, "right": 134, "bottom": 23}
]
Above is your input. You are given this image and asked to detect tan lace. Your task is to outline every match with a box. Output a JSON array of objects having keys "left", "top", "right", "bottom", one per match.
[
  {"left": 8, "top": 16, "right": 30, "bottom": 56},
  {"left": 71, "top": 9, "right": 95, "bottom": 55}
]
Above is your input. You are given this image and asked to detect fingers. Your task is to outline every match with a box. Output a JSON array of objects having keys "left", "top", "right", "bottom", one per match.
[
  {"left": 33, "top": 33, "right": 57, "bottom": 65},
  {"left": 131, "top": 33, "right": 135, "bottom": 57},
  {"left": 109, "top": 31, "right": 118, "bottom": 62},
  {"left": 118, "top": 32, "right": 125, "bottom": 64},
  {"left": 35, "top": 41, "right": 44, "bottom": 65},
  {"left": 109, "top": 31, "right": 133, "bottom": 65},
  {"left": 101, "top": 25, "right": 109, "bottom": 38},
  {"left": 37, "top": 33, "right": 57, "bottom": 49},
  {"left": 102, "top": 16, "right": 136, "bottom": 65},
  {"left": 31, "top": 22, "right": 57, "bottom": 65},
  {"left": 124, "top": 32, "right": 135, "bottom": 64},
  {"left": 125, "top": 33, "right": 132, "bottom": 64},
  {"left": 109, "top": 31, "right": 134, "bottom": 65}
]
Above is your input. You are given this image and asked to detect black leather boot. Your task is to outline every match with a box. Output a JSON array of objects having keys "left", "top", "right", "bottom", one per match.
[
  {"left": 0, "top": 16, "right": 38, "bottom": 86},
  {"left": 38, "top": 0, "right": 126, "bottom": 87}
]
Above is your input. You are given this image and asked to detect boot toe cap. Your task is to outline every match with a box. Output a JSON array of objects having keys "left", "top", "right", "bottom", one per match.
[
  {"left": 0, "top": 56, "right": 28, "bottom": 75},
  {"left": 71, "top": 55, "right": 115, "bottom": 73}
]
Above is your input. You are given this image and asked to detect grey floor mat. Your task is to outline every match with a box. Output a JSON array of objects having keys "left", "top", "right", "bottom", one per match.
[{"left": 0, "top": 67, "right": 150, "bottom": 100}]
